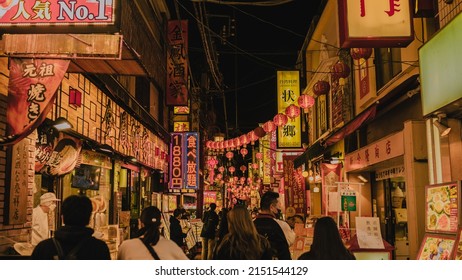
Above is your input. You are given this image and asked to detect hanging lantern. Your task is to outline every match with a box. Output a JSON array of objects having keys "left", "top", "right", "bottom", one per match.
[
  {"left": 218, "top": 166, "right": 225, "bottom": 173},
  {"left": 218, "top": 141, "right": 224, "bottom": 151},
  {"left": 206, "top": 141, "right": 213, "bottom": 149},
  {"left": 254, "top": 126, "right": 266, "bottom": 138},
  {"left": 350, "top": 48, "right": 373, "bottom": 60},
  {"left": 332, "top": 61, "right": 350, "bottom": 79},
  {"left": 285, "top": 104, "right": 300, "bottom": 120},
  {"left": 313, "top": 80, "right": 330, "bottom": 97},
  {"left": 240, "top": 165, "right": 247, "bottom": 173},
  {"left": 251, "top": 163, "right": 258, "bottom": 169},
  {"left": 224, "top": 140, "right": 229, "bottom": 150},
  {"left": 240, "top": 147, "right": 248, "bottom": 158},
  {"left": 240, "top": 134, "right": 249, "bottom": 146},
  {"left": 228, "top": 166, "right": 235, "bottom": 174},
  {"left": 298, "top": 94, "right": 315, "bottom": 113},
  {"left": 233, "top": 137, "right": 242, "bottom": 149},
  {"left": 255, "top": 152, "right": 263, "bottom": 160},
  {"left": 262, "top": 120, "right": 276, "bottom": 133},
  {"left": 273, "top": 113, "right": 288, "bottom": 127},
  {"left": 247, "top": 131, "right": 258, "bottom": 145},
  {"left": 226, "top": 151, "right": 234, "bottom": 160}
]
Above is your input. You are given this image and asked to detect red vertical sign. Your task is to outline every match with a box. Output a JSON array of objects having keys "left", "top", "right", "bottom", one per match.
[
  {"left": 283, "top": 155, "right": 306, "bottom": 215},
  {"left": 169, "top": 133, "right": 183, "bottom": 189},
  {"left": 166, "top": 20, "right": 188, "bottom": 106}
]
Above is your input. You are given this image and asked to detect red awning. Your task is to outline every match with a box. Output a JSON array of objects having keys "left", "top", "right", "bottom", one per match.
[{"left": 324, "top": 105, "right": 377, "bottom": 146}]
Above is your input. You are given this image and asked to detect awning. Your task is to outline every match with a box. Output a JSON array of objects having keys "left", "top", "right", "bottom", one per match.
[{"left": 294, "top": 105, "right": 377, "bottom": 168}]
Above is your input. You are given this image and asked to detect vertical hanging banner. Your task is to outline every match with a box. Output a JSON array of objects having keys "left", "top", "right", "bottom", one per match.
[
  {"left": 283, "top": 155, "right": 306, "bottom": 215},
  {"left": 166, "top": 20, "right": 188, "bottom": 106},
  {"left": 2, "top": 58, "right": 70, "bottom": 145},
  {"left": 276, "top": 70, "right": 301, "bottom": 148},
  {"left": 169, "top": 133, "right": 184, "bottom": 189},
  {"left": 184, "top": 132, "right": 199, "bottom": 189},
  {"left": 321, "top": 163, "right": 343, "bottom": 215}
]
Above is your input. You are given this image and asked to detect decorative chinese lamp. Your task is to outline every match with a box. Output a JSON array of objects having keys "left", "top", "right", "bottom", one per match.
[
  {"left": 240, "top": 134, "right": 249, "bottom": 147},
  {"left": 248, "top": 131, "right": 258, "bottom": 145},
  {"left": 240, "top": 147, "right": 248, "bottom": 158},
  {"left": 226, "top": 151, "right": 234, "bottom": 161},
  {"left": 224, "top": 140, "right": 229, "bottom": 150},
  {"left": 218, "top": 166, "right": 225, "bottom": 173},
  {"left": 206, "top": 141, "right": 213, "bottom": 149},
  {"left": 228, "top": 166, "right": 235, "bottom": 174},
  {"left": 313, "top": 80, "right": 330, "bottom": 97},
  {"left": 219, "top": 141, "right": 224, "bottom": 151},
  {"left": 234, "top": 137, "right": 242, "bottom": 149},
  {"left": 332, "top": 61, "right": 351, "bottom": 79},
  {"left": 298, "top": 94, "right": 315, "bottom": 113},
  {"left": 255, "top": 152, "right": 263, "bottom": 160},
  {"left": 350, "top": 48, "right": 373, "bottom": 60},
  {"left": 285, "top": 104, "right": 300, "bottom": 120},
  {"left": 262, "top": 120, "right": 276, "bottom": 133},
  {"left": 273, "top": 113, "right": 288, "bottom": 127},
  {"left": 251, "top": 163, "right": 258, "bottom": 169},
  {"left": 240, "top": 165, "right": 247, "bottom": 173},
  {"left": 254, "top": 126, "right": 266, "bottom": 138}
]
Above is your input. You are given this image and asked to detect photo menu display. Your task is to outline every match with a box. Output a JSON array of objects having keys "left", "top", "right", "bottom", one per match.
[{"left": 425, "top": 182, "right": 460, "bottom": 234}]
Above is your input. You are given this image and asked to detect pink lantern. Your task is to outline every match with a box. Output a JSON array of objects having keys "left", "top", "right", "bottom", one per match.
[
  {"left": 251, "top": 163, "right": 258, "bottom": 169},
  {"left": 255, "top": 152, "right": 263, "bottom": 160},
  {"left": 350, "top": 48, "right": 373, "bottom": 60},
  {"left": 285, "top": 104, "right": 300, "bottom": 120},
  {"left": 298, "top": 94, "right": 315, "bottom": 112},
  {"left": 332, "top": 61, "right": 350, "bottom": 79},
  {"left": 206, "top": 141, "right": 213, "bottom": 149},
  {"left": 226, "top": 151, "right": 234, "bottom": 160},
  {"left": 273, "top": 113, "right": 288, "bottom": 127},
  {"left": 228, "top": 166, "right": 235, "bottom": 174},
  {"left": 218, "top": 166, "right": 225, "bottom": 173},
  {"left": 219, "top": 141, "right": 224, "bottom": 151},
  {"left": 240, "top": 147, "right": 248, "bottom": 158},
  {"left": 313, "top": 80, "right": 330, "bottom": 97},
  {"left": 240, "top": 134, "right": 249, "bottom": 146},
  {"left": 247, "top": 131, "right": 258, "bottom": 145},
  {"left": 262, "top": 120, "right": 276, "bottom": 133},
  {"left": 224, "top": 140, "right": 229, "bottom": 150},
  {"left": 240, "top": 165, "right": 247, "bottom": 173},
  {"left": 233, "top": 138, "right": 242, "bottom": 149}
]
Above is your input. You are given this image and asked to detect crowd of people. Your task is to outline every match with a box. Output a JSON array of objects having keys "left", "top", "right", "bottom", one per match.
[{"left": 30, "top": 191, "right": 355, "bottom": 260}]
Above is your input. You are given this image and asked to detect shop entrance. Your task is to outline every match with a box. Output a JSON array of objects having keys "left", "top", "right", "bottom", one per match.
[{"left": 119, "top": 165, "right": 140, "bottom": 238}]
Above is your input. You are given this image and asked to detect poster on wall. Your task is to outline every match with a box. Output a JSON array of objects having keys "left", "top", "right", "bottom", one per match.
[
  {"left": 454, "top": 227, "right": 462, "bottom": 260},
  {"left": 425, "top": 182, "right": 460, "bottom": 234}
]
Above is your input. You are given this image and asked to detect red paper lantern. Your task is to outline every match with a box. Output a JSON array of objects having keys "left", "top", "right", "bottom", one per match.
[
  {"left": 254, "top": 126, "right": 266, "bottom": 138},
  {"left": 273, "top": 113, "right": 288, "bottom": 127},
  {"left": 255, "top": 152, "right": 263, "bottom": 160},
  {"left": 247, "top": 131, "right": 258, "bottom": 145},
  {"left": 262, "top": 120, "right": 276, "bottom": 133},
  {"left": 251, "top": 163, "right": 258, "bottom": 169},
  {"left": 240, "top": 147, "right": 248, "bottom": 158},
  {"left": 239, "top": 134, "right": 249, "bottom": 146},
  {"left": 285, "top": 104, "right": 300, "bottom": 120},
  {"left": 233, "top": 137, "right": 242, "bottom": 149},
  {"left": 350, "top": 48, "right": 373, "bottom": 60},
  {"left": 226, "top": 151, "right": 234, "bottom": 160},
  {"left": 228, "top": 166, "right": 235, "bottom": 174},
  {"left": 298, "top": 94, "right": 315, "bottom": 111},
  {"left": 218, "top": 166, "right": 225, "bottom": 173},
  {"left": 313, "top": 80, "right": 330, "bottom": 97},
  {"left": 240, "top": 165, "right": 247, "bottom": 173},
  {"left": 332, "top": 61, "right": 350, "bottom": 79},
  {"left": 219, "top": 141, "right": 224, "bottom": 150},
  {"left": 206, "top": 141, "right": 213, "bottom": 149}
]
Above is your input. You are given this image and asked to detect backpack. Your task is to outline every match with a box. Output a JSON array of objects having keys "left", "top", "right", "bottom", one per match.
[{"left": 52, "top": 237, "right": 90, "bottom": 260}]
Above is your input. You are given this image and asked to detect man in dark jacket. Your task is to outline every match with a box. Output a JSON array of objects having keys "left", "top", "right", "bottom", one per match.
[
  {"left": 254, "top": 191, "right": 295, "bottom": 260},
  {"left": 31, "top": 195, "right": 111, "bottom": 260},
  {"left": 170, "top": 208, "right": 187, "bottom": 248},
  {"left": 200, "top": 203, "right": 219, "bottom": 260}
]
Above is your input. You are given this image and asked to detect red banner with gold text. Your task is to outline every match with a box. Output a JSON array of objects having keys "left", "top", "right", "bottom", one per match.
[{"left": 3, "top": 58, "right": 70, "bottom": 145}]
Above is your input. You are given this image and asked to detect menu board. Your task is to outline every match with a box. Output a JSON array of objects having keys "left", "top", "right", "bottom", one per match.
[
  {"left": 417, "top": 234, "right": 456, "bottom": 260},
  {"left": 425, "top": 182, "right": 460, "bottom": 233},
  {"left": 454, "top": 227, "right": 462, "bottom": 260}
]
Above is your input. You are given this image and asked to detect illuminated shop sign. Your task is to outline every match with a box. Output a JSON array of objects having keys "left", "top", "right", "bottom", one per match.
[
  {"left": 0, "top": 0, "right": 119, "bottom": 32},
  {"left": 276, "top": 70, "right": 301, "bottom": 148},
  {"left": 169, "top": 133, "right": 183, "bottom": 189},
  {"left": 168, "top": 132, "right": 199, "bottom": 190}
]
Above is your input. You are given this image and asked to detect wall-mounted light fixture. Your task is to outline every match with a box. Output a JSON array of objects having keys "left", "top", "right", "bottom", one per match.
[
  {"left": 98, "top": 144, "right": 114, "bottom": 155},
  {"left": 69, "top": 88, "right": 82, "bottom": 107},
  {"left": 433, "top": 113, "right": 451, "bottom": 137},
  {"left": 357, "top": 175, "right": 368, "bottom": 183},
  {"left": 52, "top": 117, "right": 73, "bottom": 131}
]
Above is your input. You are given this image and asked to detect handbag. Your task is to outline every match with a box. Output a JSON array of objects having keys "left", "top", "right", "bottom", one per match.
[{"left": 139, "top": 238, "right": 160, "bottom": 260}]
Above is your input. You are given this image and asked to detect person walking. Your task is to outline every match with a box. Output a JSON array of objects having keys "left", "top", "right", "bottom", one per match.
[
  {"left": 253, "top": 191, "right": 295, "bottom": 260},
  {"left": 298, "top": 216, "right": 356, "bottom": 260},
  {"left": 170, "top": 208, "right": 187, "bottom": 248},
  {"left": 118, "top": 206, "right": 188, "bottom": 260},
  {"left": 200, "top": 203, "right": 219, "bottom": 260},
  {"left": 31, "top": 195, "right": 111, "bottom": 260},
  {"left": 216, "top": 207, "right": 229, "bottom": 247},
  {"left": 213, "top": 206, "right": 273, "bottom": 260}
]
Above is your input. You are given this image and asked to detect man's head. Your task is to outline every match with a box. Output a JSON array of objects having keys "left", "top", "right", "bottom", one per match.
[
  {"left": 260, "top": 191, "right": 281, "bottom": 217},
  {"left": 39, "top": 192, "right": 60, "bottom": 213},
  {"left": 61, "top": 195, "right": 92, "bottom": 227},
  {"left": 209, "top": 203, "right": 217, "bottom": 211},
  {"left": 173, "top": 208, "right": 182, "bottom": 218}
]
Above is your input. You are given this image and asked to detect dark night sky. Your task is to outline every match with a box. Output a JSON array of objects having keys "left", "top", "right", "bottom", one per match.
[{"left": 171, "top": 0, "right": 324, "bottom": 137}]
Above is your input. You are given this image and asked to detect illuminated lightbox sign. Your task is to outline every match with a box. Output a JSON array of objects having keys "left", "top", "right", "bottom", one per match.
[
  {"left": 338, "top": 0, "right": 413, "bottom": 48},
  {"left": 0, "top": 0, "right": 119, "bottom": 33},
  {"left": 168, "top": 132, "right": 199, "bottom": 190}
]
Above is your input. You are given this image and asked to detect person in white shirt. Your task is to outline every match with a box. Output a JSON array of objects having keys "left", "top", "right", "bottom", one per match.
[
  {"left": 118, "top": 206, "right": 188, "bottom": 260},
  {"left": 31, "top": 192, "right": 60, "bottom": 246}
]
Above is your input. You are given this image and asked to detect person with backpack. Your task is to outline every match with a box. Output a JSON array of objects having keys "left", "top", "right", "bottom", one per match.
[
  {"left": 31, "top": 195, "right": 111, "bottom": 260},
  {"left": 253, "top": 191, "right": 296, "bottom": 260}
]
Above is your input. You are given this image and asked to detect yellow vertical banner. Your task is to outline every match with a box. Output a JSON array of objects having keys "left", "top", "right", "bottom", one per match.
[{"left": 276, "top": 71, "right": 301, "bottom": 148}]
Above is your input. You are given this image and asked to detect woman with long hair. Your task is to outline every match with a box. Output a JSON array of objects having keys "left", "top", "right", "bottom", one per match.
[
  {"left": 298, "top": 216, "right": 355, "bottom": 260},
  {"left": 213, "top": 206, "right": 273, "bottom": 260},
  {"left": 118, "top": 206, "right": 188, "bottom": 260}
]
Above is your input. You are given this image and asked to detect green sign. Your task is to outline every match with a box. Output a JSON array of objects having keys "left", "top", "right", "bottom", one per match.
[{"left": 342, "top": 195, "right": 356, "bottom": 211}]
